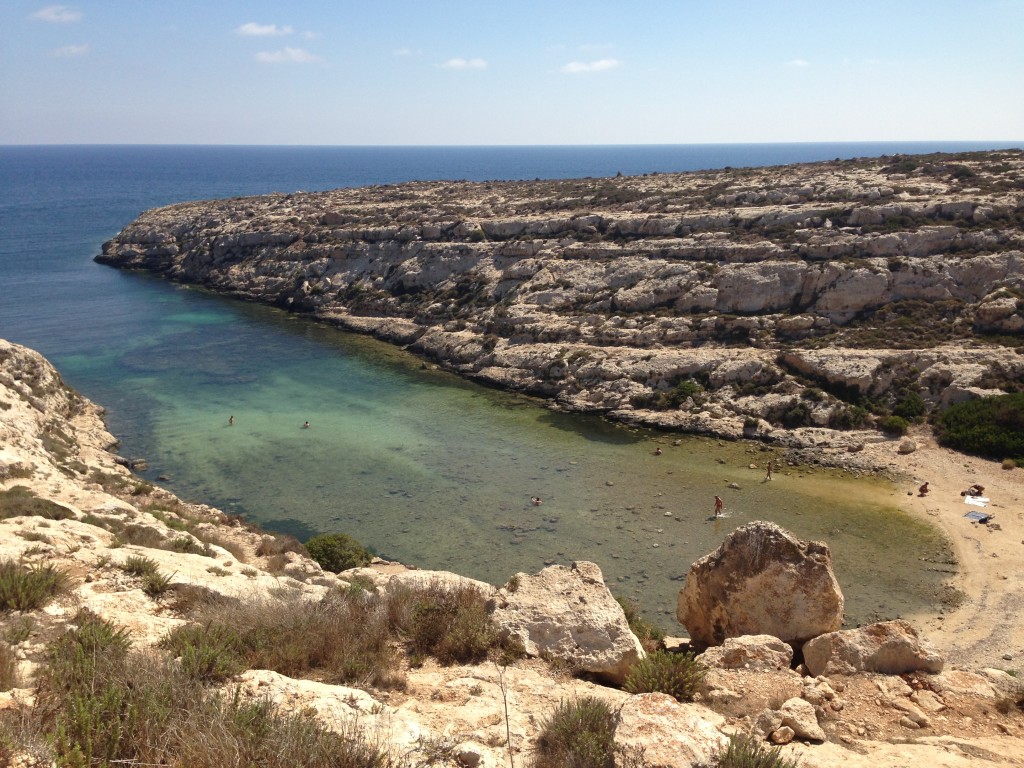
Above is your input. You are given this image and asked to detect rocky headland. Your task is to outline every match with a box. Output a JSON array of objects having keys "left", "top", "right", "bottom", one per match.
[
  {"left": 2, "top": 338, "right": 1023, "bottom": 766},
  {"left": 96, "top": 150, "right": 1024, "bottom": 459}
]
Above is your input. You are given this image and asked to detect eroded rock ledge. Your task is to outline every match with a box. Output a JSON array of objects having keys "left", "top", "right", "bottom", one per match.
[{"left": 96, "top": 150, "right": 1024, "bottom": 450}]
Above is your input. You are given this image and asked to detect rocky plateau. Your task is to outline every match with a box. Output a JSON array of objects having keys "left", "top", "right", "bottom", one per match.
[{"left": 95, "top": 150, "right": 1024, "bottom": 456}]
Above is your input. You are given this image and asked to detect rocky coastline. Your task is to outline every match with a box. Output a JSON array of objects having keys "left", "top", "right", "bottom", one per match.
[
  {"left": 2, "top": 337, "right": 1023, "bottom": 766},
  {"left": 95, "top": 150, "right": 1024, "bottom": 460}
]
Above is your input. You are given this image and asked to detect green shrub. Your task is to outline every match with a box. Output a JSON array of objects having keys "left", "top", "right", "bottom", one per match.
[
  {"left": 0, "top": 559, "right": 70, "bottom": 612},
  {"left": 160, "top": 622, "right": 245, "bottom": 682},
  {"left": 120, "top": 554, "right": 160, "bottom": 577},
  {"left": 716, "top": 733, "right": 799, "bottom": 768},
  {"left": 0, "top": 486, "right": 73, "bottom": 521},
  {"left": 623, "top": 650, "right": 705, "bottom": 702},
  {"left": 879, "top": 415, "right": 910, "bottom": 436},
  {"left": 829, "top": 403, "right": 869, "bottom": 429},
  {"left": 615, "top": 596, "right": 665, "bottom": 653},
  {"left": 937, "top": 393, "right": 1024, "bottom": 462},
  {"left": 533, "top": 697, "right": 617, "bottom": 768},
  {"left": 142, "top": 569, "right": 174, "bottom": 597},
  {"left": 893, "top": 390, "right": 927, "bottom": 420},
  {"left": 304, "top": 533, "right": 371, "bottom": 573},
  {"left": 780, "top": 401, "right": 812, "bottom": 429},
  {"left": 1004, "top": 458, "right": 1018, "bottom": 470}
]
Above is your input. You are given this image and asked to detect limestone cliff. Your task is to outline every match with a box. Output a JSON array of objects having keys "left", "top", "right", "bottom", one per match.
[{"left": 96, "top": 151, "right": 1024, "bottom": 447}]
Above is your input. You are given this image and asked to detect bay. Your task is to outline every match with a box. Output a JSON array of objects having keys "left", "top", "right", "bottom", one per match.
[{"left": 0, "top": 142, "right": 1001, "bottom": 627}]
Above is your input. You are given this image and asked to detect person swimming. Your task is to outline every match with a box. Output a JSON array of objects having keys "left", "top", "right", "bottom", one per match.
[{"left": 531, "top": 496, "right": 542, "bottom": 506}]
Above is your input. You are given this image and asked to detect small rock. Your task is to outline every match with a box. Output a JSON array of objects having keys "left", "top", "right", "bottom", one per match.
[{"left": 770, "top": 726, "right": 795, "bottom": 745}]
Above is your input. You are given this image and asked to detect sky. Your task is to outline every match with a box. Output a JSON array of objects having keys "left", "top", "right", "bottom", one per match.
[{"left": 1, "top": 0, "right": 1022, "bottom": 145}]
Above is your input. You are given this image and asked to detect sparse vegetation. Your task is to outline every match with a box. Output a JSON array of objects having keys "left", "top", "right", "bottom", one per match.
[
  {"left": 532, "top": 697, "right": 618, "bottom": 768},
  {"left": 0, "top": 642, "right": 18, "bottom": 691},
  {"left": 0, "top": 486, "right": 73, "bottom": 521},
  {"left": 19, "top": 609, "right": 391, "bottom": 768},
  {"left": 623, "top": 649, "right": 706, "bottom": 703}
]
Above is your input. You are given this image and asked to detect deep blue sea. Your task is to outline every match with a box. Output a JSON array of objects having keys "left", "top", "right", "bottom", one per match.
[{"left": 1, "top": 142, "right": 1007, "bottom": 625}]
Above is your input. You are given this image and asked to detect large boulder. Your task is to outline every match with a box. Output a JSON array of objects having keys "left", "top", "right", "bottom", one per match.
[
  {"left": 676, "top": 522, "right": 844, "bottom": 647},
  {"left": 488, "top": 561, "right": 644, "bottom": 684},
  {"left": 802, "top": 619, "right": 944, "bottom": 677}
]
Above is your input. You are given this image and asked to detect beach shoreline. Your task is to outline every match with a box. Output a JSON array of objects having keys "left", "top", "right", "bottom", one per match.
[{"left": 857, "top": 427, "right": 1023, "bottom": 671}]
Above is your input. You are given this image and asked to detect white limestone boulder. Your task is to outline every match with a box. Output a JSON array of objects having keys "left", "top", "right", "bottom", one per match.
[
  {"left": 488, "top": 561, "right": 644, "bottom": 684},
  {"left": 802, "top": 619, "right": 944, "bottom": 677},
  {"left": 677, "top": 522, "right": 844, "bottom": 648},
  {"left": 614, "top": 693, "right": 728, "bottom": 768}
]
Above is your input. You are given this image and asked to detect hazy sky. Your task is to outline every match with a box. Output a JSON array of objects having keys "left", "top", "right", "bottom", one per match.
[{"left": 2, "top": 0, "right": 1022, "bottom": 145}]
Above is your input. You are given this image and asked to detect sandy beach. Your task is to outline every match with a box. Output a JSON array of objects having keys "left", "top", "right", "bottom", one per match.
[{"left": 862, "top": 428, "right": 1024, "bottom": 671}]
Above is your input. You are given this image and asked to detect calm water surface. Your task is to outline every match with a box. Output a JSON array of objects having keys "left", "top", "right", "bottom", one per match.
[{"left": 2, "top": 143, "right": 998, "bottom": 627}]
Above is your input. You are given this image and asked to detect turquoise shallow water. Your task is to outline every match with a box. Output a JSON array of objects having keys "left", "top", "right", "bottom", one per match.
[
  {"left": 100, "top": 283, "right": 952, "bottom": 629},
  {"left": 0, "top": 144, "right": 976, "bottom": 630}
]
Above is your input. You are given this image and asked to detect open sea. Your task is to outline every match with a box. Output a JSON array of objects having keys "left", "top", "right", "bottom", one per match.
[{"left": 1, "top": 141, "right": 1012, "bottom": 628}]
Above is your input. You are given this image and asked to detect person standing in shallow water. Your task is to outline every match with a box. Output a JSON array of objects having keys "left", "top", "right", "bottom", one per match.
[
  {"left": 714, "top": 495, "right": 724, "bottom": 517},
  {"left": 229, "top": 415, "right": 234, "bottom": 426},
  {"left": 764, "top": 459, "right": 773, "bottom": 481}
]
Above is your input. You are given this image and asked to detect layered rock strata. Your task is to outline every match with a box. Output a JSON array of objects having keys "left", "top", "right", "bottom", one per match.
[{"left": 96, "top": 151, "right": 1024, "bottom": 448}]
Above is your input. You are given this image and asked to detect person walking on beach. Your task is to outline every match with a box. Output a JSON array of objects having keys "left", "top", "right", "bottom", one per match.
[{"left": 714, "top": 495, "right": 724, "bottom": 517}]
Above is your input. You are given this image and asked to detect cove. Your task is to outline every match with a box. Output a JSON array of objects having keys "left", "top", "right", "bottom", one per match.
[{"left": 69, "top": 276, "right": 954, "bottom": 631}]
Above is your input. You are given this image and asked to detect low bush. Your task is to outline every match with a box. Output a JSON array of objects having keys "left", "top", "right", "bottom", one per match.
[
  {"left": 161, "top": 622, "right": 245, "bottom": 682},
  {"left": 879, "top": 415, "right": 910, "bottom": 436},
  {"left": 937, "top": 393, "right": 1024, "bottom": 462},
  {"left": 893, "top": 390, "right": 927, "bottom": 420},
  {"left": 255, "top": 533, "right": 307, "bottom": 558},
  {"left": 716, "top": 733, "right": 799, "bottom": 768},
  {"left": 0, "top": 560, "right": 70, "bottom": 612},
  {"left": 623, "top": 650, "right": 705, "bottom": 702},
  {"left": 392, "top": 582, "right": 524, "bottom": 666},
  {"left": 0, "top": 486, "right": 73, "bottom": 521},
  {"left": 829, "top": 404, "right": 869, "bottom": 430},
  {"left": 533, "top": 697, "right": 618, "bottom": 768},
  {"left": 304, "top": 533, "right": 371, "bottom": 573}
]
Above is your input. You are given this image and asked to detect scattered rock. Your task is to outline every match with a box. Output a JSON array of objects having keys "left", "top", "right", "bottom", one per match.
[{"left": 802, "top": 619, "right": 944, "bottom": 677}]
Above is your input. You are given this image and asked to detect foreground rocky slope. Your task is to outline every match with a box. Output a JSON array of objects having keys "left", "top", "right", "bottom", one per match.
[
  {"left": 2, "top": 338, "right": 1023, "bottom": 766},
  {"left": 97, "top": 150, "right": 1024, "bottom": 449}
]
